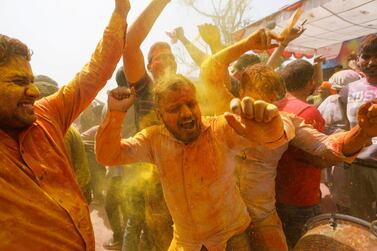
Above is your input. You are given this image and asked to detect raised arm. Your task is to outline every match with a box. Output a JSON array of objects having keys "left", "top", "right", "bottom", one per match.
[
  {"left": 200, "top": 29, "right": 282, "bottom": 114},
  {"left": 289, "top": 100, "right": 377, "bottom": 165},
  {"left": 123, "top": 0, "right": 171, "bottom": 83},
  {"left": 175, "top": 27, "right": 208, "bottom": 67},
  {"left": 198, "top": 23, "right": 225, "bottom": 54},
  {"left": 96, "top": 87, "right": 152, "bottom": 166},
  {"left": 39, "top": 0, "right": 130, "bottom": 133},
  {"left": 267, "top": 26, "right": 305, "bottom": 69}
]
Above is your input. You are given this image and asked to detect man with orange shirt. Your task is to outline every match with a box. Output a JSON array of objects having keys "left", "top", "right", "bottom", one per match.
[
  {"left": 0, "top": 0, "right": 129, "bottom": 250},
  {"left": 96, "top": 74, "right": 290, "bottom": 251}
]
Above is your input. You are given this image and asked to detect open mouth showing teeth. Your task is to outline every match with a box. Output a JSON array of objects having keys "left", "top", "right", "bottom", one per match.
[
  {"left": 19, "top": 103, "right": 33, "bottom": 108},
  {"left": 179, "top": 120, "right": 195, "bottom": 129}
]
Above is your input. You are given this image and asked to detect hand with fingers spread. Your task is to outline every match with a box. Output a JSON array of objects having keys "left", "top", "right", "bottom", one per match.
[
  {"left": 246, "top": 28, "right": 283, "bottom": 50},
  {"left": 225, "top": 97, "right": 284, "bottom": 144},
  {"left": 281, "top": 25, "right": 305, "bottom": 47},
  {"left": 107, "top": 86, "right": 135, "bottom": 112},
  {"left": 358, "top": 99, "right": 377, "bottom": 138},
  {"left": 174, "top": 27, "right": 185, "bottom": 41},
  {"left": 198, "top": 23, "right": 222, "bottom": 49}
]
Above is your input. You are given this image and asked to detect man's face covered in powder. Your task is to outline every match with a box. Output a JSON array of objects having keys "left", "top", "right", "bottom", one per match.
[
  {"left": 157, "top": 85, "right": 202, "bottom": 144},
  {"left": 0, "top": 56, "right": 40, "bottom": 130},
  {"left": 148, "top": 47, "right": 177, "bottom": 79}
]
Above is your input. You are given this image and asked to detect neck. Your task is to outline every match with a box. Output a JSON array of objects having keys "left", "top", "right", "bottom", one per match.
[{"left": 287, "top": 90, "right": 309, "bottom": 102}]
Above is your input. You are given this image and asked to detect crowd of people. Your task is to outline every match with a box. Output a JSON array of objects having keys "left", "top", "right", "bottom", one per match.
[{"left": 1, "top": 0, "right": 377, "bottom": 250}]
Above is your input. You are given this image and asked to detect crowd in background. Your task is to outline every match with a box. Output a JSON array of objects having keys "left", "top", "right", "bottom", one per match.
[{"left": 1, "top": 0, "right": 377, "bottom": 251}]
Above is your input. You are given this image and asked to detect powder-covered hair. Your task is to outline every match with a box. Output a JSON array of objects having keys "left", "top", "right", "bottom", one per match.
[
  {"left": 241, "top": 63, "right": 286, "bottom": 101},
  {"left": 0, "top": 34, "right": 31, "bottom": 66},
  {"left": 153, "top": 74, "right": 196, "bottom": 107}
]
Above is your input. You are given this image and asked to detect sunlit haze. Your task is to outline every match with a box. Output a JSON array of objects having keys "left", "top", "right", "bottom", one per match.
[{"left": 1, "top": 0, "right": 296, "bottom": 102}]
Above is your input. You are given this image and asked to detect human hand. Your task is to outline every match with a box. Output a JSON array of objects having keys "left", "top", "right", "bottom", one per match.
[
  {"left": 107, "top": 86, "right": 135, "bottom": 112},
  {"left": 246, "top": 28, "right": 283, "bottom": 50},
  {"left": 174, "top": 27, "right": 185, "bottom": 41},
  {"left": 357, "top": 99, "right": 377, "bottom": 138},
  {"left": 198, "top": 23, "right": 221, "bottom": 47},
  {"left": 115, "top": 0, "right": 131, "bottom": 16},
  {"left": 280, "top": 8, "right": 304, "bottom": 42},
  {"left": 314, "top": 54, "right": 326, "bottom": 65},
  {"left": 225, "top": 97, "right": 284, "bottom": 144},
  {"left": 281, "top": 25, "right": 305, "bottom": 47},
  {"left": 165, "top": 30, "right": 178, "bottom": 44}
]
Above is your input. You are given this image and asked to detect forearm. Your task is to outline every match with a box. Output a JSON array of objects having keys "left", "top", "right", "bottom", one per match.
[
  {"left": 211, "top": 37, "right": 250, "bottom": 66},
  {"left": 49, "top": 12, "right": 126, "bottom": 131},
  {"left": 313, "top": 62, "right": 324, "bottom": 86},
  {"left": 267, "top": 45, "right": 285, "bottom": 69},
  {"left": 178, "top": 36, "right": 208, "bottom": 66},
  {"left": 123, "top": 47, "right": 146, "bottom": 83},
  {"left": 127, "top": 0, "right": 170, "bottom": 47},
  {"left": 209, "top": 42, "right": 224, "bottom": 54},
  {"left": 96, "top": 111, "right": 126, "bottom": 165},
  {"left": 96, "top": 111, "right": 152, "bottom": 166}
]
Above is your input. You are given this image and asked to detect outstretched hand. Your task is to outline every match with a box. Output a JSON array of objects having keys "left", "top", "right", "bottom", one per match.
[
  {"left": 246, "top": 28, "right": 283, "bottom": 50},
  {"left": 175, "top": 27, "right": 185, "bottom": 40},
  {"left": 198, "top": 23, "right": 222, "bottom": 47},
  {"left": 115, "top": 0, "right": 131, "bottom": 16},
  {"left": 107, "top": 86, "right": 135, "bottom": 112},
  {"left": 358, "top": 99, "right": 377, "bottom": 138},
  {"left": 281, "top": 25, "right": 305, "bottom": 47},
  {"left": 225, "top": 97, "right": 284, "bottom": 144}
]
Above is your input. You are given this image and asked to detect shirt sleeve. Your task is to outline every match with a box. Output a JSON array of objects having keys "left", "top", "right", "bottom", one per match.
[
  {"left": 96, "top": 111, "right": 153, "bottom": 166},
  {"left": 37, "top": 12, "right": 126, "bottom": 134},
  {"left": 290, "top": 114, "right": 356, "bottom": 164}
]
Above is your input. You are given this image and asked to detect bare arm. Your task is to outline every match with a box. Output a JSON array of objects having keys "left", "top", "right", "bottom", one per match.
[
  {"left": 123, "top": 0, "right": 170, "bottom": 83},
  {"left": 198, "top": 23, "right": 225, "bottom": 54},
  {"left": 200, "top": 29, "right": 282, "bottom": 114},
  {"left": 267, "top": 26, "right": 305, "bottom": 69},
  {"left": 175, "top": 27, "right": 208, "bottom": 67}
]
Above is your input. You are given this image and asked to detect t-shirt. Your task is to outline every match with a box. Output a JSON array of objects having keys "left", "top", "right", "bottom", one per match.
[
  {"left": 339, "top": 78, "right": 377, "bottom": 167},
  {"left": 275, "top": 95, "right": 325, "bottom": 206}
]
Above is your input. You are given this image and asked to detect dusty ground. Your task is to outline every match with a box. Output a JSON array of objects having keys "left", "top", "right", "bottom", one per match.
[{"left": 90, "top": 203, "right": 115, "bottom": 251}]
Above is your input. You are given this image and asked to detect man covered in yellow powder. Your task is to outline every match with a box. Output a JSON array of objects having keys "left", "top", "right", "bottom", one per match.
[
  {"left": 0, "top": 0, "right": 130, "bottom": 250},
  {"left": 200, "top": 28, "right": 377, "bottom": 250},
  {"left": 96, "top": 73, "right": 292, "bottom": 251}
]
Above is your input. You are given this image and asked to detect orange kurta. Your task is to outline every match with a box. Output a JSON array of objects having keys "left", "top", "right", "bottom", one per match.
[
  {"left": 0, "top": 12, "right": 125, "bottom": 251},
  {"left": 96, "top": 111, "right": 290, "bottom": 250}
]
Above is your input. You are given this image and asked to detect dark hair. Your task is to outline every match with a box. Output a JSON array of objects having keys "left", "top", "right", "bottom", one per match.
[
  {"left": 0, "top": 34, "right": 31, "bottom": 66},
  {"left": 240, "top": 63, "right": 286, "bottom": 101},
  {"left": 147, "top": 42, "right": 172, "bottom": 63},
  {"left": 153, "top": 74, "right": 195, "bottom": 107},
  {"left": 358, "top": 34, "right": 377, "bottom": 56},
  {"left": 279, "top": 59, "right": 314, "bottom": 92},
  {"left": 115, "top": 67, "right": 129, "bottom": 87},
  {"left": 233, "top": 54, "right": 261, "bottom": 71}
]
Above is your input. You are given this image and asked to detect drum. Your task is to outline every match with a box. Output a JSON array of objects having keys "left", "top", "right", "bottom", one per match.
[{"left": 294, "top": 213, "right": 377, "bottom": 251}]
